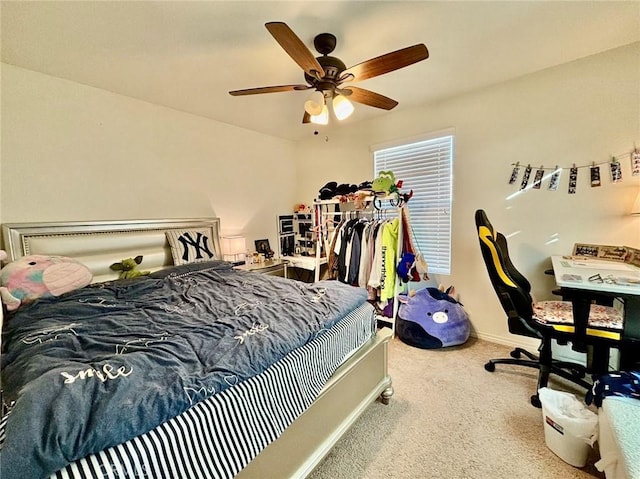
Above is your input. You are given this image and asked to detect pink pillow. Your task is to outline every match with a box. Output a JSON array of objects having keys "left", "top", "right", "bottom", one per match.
[{"left": 0, "top": 255, "right": 93, "bottom": 311}]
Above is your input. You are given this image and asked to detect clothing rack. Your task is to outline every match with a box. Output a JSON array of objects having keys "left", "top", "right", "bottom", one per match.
[{"left": 313, "top": 194, "right": 405, "bottom": 334}]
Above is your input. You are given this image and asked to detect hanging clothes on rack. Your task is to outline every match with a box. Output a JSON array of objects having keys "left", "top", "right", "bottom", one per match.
[
  {"left": 314, "top": 195, "right": 405, "bottom": 334},
  {"left": 358, "top": 221, "right": 378, "bottom": 290},
  {"left": 399, "top": 207, "right": 429, "bottom": 281},
  {"left": 347, "top": 220, "right": 369, "bottom": 285},
  {"left": 326, "top": 213, "right": 401, "bottom": 308},
  {"left": 379, "top": 218, "right": 399, "bottom": 303},
  {"left": 335, "top": 217, "right": 358, "bottom": 282}
]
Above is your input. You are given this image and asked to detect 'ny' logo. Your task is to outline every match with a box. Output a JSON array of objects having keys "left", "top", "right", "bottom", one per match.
[{"left": 178, "top": 232, "right": 215, "bottom": 261}]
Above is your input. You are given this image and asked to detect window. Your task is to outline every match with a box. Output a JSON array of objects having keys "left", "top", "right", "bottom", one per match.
[{"left": 373, "top": 131, "right": 453, "bottom": 275}]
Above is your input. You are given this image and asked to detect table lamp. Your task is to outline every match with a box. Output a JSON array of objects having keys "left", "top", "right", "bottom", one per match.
[{"left": 221, "top": 236, "right": 247, "bottom": 264}]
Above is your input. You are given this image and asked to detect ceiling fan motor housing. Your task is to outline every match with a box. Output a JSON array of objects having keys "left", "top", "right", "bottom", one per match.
[
  {"left": 304, "top": 55, "right": 347, "bottom": 93},
  {"left": 304, "top": 32, "right": 347, "bottom": 94}
]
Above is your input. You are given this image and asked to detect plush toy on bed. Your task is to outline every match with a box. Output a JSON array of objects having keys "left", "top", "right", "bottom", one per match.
[
  {"left": 109, "top": 255, "right": 150, "bottom": 279},
  {"left": 396, "top": 286, "right": 470, "bottom": 349},
  {"left": 0, "top": 253, "right": 93, "bottom": 311}
]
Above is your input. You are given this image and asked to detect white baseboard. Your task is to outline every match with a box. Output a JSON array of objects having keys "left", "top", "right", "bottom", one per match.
[{"left": 471, "top": 331, "right": 540, "bottom": 352}]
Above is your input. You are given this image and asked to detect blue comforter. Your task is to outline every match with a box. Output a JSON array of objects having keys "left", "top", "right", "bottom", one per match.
[{"left": 0, "top": 264, "right": 367, "bottom": 479}]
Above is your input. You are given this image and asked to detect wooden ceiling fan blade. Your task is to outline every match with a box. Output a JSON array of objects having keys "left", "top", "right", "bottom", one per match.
[
  {"left": 229, "top": 84, "right": 310, "bottom": 96},
  {"left": 341, "top": 86, "right": 398, "bottom": 110},
  {"left": 302, "top": 111, "right": 311, "bottom": 124},
  {"left": 341, "top": 44, "right": 428, "bottom": 83},
  {"left": 265, "top": 22, "right": 324, "bottom": 79}
]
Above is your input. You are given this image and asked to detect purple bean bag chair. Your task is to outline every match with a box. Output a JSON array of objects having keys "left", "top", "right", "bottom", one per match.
[{"left": 397, "top": 287, "right": 470, "bottom": 349}]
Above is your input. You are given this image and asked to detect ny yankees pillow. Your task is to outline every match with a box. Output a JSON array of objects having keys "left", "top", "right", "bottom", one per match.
[{"left": 166, "top": 229, "right": 217, "bottom": 266}]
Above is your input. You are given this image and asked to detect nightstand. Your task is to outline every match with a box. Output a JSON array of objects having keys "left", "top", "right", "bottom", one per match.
[{"left": 233, "top": 259, "right": 288, "bottom": 278}]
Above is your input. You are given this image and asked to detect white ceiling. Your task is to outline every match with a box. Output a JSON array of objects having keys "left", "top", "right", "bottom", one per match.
[{"left": 2, "top": 1, "right": 639, "bottom": 141}]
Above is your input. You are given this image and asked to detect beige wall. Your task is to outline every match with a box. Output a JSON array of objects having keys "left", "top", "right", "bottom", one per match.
[
  {"left": 294, "top": 43, "right": 640, "bottom": 347},
  {"left": 1, "top": 44, "right": 639, "bottom": 348},
  {"left": 1, "top": 64, "right": 297, "bottom": 252}
]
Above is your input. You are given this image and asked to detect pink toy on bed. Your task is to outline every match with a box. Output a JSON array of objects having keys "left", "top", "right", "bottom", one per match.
[{"left": 0, "top": 253, "right": 92, "bottom": 311}]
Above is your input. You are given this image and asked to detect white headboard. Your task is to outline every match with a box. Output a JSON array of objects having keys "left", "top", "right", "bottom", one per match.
[{"left": 1, "top": 218, "right": 222, "bottom": 283}]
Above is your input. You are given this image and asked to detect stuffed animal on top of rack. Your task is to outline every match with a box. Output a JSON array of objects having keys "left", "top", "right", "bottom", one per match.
[
  {"left": 372, "top": 171, "right": 413, "bottom": 203},
  {"left": 372, "top": 170, "right": 400, "bottom": 195}
]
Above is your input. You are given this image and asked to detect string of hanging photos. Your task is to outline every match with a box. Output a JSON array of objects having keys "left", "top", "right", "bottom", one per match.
[{"left": 508, "top": 146, "right": 640, "bottom": 194}]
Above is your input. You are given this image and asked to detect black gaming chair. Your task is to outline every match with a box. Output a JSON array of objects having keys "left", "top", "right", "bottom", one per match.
[{"left": 475, "top": 209, "right": 623, "bottom": 407}]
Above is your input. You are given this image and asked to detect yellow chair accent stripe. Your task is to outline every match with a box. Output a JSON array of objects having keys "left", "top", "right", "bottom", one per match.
[
  {"left": 479, "top": 226, "right": 516, "bottom": 288},
  {"left": 586, "top": 328, "right": 621, "bottom": 340},
  {"left": 551, "top": 324, "right": 574, "bottom": 333},
  {"left": 549, "top": 324, "right": 621, "bottom": 340}
]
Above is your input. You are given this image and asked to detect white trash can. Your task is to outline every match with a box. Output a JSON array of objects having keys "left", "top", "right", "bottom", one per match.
[{"left": 538, "top": 387, "right": 598, "bottom": 467}]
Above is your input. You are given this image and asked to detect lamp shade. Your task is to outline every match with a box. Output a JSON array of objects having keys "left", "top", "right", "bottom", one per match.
[
  {"left": 304, "top": 91, "right": 325, "bottom": 116},
  {"left": 221, "top": 236, "right": 247, "bottom": 262},
  {"left": 632, "top": 191, "right": 640, "bottom": 215},
  {"left": 310, "top": 104, "right": 329, "bottom": 125},
  {"left": 333, "top": 95, "right": 354, "bottom": 120}
]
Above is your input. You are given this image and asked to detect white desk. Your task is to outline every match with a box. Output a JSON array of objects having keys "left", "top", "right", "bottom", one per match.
[
  {"left": 284, "top": 255, "right": 327, "bottom": 282},
  {"left": 285, "top": 254, "right": 326, "bottom": 271},
  {"left": 551, "top": 256, "right": 640, "bottom": 295},
  {"left": 551, "top": 256, "right": 640, "bottom": 372}
]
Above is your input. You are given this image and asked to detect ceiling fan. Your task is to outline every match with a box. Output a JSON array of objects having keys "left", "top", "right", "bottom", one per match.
[{"left": 228, "top": 22, "right": 429, "bottom": 124}]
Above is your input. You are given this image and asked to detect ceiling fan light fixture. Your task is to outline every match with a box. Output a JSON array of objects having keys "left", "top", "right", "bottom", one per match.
[
  {"left": 304, "top": 90, "right": 325, "bottom": 116},
  {"left": 333, "top": 95, "right": 354, "bottom": 121},
  {"left": 310, "top": 104, "right": 329, "bottom": 125}
]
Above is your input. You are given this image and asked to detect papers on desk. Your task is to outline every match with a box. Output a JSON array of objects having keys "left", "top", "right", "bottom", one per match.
[
  {"left": 562, "top": 259, "right": 636, "bottom": 271},
  {"left": 570, "top": 244, "right": 640, "bottom": 268},
  {"left": 560, "top": 272, "right": 640, "bottom": 287},
  {"left": 586, "top": 272, "right": 640, "bottom": 287},
  {"left": 561, "top": 274, "right": 583, "bottom": 283}
]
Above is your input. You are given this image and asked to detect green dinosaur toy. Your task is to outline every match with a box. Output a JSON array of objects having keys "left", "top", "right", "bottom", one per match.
[
  {"left": 372, "top": 170, "right": 400, "bottom": 195},
  {"left": 109, "top": 255, "right": 150, "bottom": 279}
]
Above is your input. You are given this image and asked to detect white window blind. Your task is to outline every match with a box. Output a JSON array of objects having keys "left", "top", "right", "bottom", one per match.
[{"left": 373, "top": 134, "right": 453, "bottom": 275}]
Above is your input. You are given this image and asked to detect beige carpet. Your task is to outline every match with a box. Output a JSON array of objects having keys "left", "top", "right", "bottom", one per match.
[{"left": 308, "top": 336, "right": 604, "bottom": 479}]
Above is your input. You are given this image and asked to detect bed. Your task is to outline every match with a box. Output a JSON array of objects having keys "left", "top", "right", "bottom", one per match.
[
  {"left": 596, "top": 396, "right": 640, "bottom": 479},
  {"left": 0, "top": 218, "right": 393, "bottom": 479}
]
